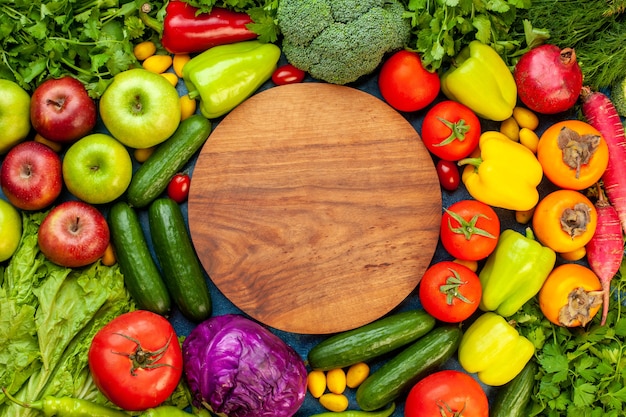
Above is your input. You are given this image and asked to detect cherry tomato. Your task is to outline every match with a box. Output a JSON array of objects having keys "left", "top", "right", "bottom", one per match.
[
  {"left": 167, "top": 173, "right": 190, "bottom": 203},
  {"left": 405, "top": 370, "right": 489, "bottom": 417},
  {"left": 378, "top": 50, "right": 440, "bottom": 112},
  {"left": 421, "top": 100, "right": 481, "bottom": 160},
  {"left": 272, "top": 63, "right": 306, "bottom": 85},
  {"left": 88, "top": 310, "right": 183, "bottom": 411},
  {"left": 418, "top": 261, "right": 482, "bottom": 323},
  {"left": 532, "top": 189, "right": 597, "bottom": 253},
  {"left": 537, "top": 120, "right": 609, "bottom": 190},
  {"left": 440, "top": 200, "right": 500, "bottom": 261},
  {"left": 538, "top": 263, "right": 602, "bottom": 327},
  {"left": 436, "top": 159, "right": 461, "bottom": 191}
]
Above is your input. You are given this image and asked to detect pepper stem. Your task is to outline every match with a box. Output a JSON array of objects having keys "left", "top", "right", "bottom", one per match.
[
  {"left": 187, "top": 89, "right": 200, "bottom": 100},
  {"left": 457, "top": 157, "right": 482, "bottom": 168},
  {"left": 1, "top": 387, "right": 43, "bottom": 411},
  {"left": 139, "top": 3, "right": 163, "bottom": 34}
]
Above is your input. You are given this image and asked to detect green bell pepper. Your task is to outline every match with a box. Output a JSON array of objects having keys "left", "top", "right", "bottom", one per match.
[
  {"left": 479, "top": 228, "right": 556, "bottom": 317},
  {"left": 458, "top": 312, "right": 535, "bottom": 386},
  {"left": 182, "top": 40, "right": 281, "bottom": 119}
]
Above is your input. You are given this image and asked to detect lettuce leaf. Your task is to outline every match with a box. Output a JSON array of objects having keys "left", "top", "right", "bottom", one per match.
[{"left": 0, "top": 211, "right": 134, "bottom": 415}]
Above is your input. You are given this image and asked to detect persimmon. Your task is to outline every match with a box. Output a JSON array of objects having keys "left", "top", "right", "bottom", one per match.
[
  {"left": 539, "top": 263, "right": 602, "bottom": 327},
  {"left": 537, "top": 120, "right": 609, "bottom": 190},
  {"left": 532, "top": 189, "right": 597, "bottom": 253}
]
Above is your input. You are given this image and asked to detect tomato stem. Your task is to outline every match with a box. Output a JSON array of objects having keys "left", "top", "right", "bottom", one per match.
[
  {"left": 436, "top": 399, "right": 467, "bottom": 416},
  {"left": 440, "top": 268, "right": 473, "bottom": 305},
  {"left": 445, "top": 209, "right": 497, "bottom": 240},
  {"left": 111, "top": 332, "right": 177, "bottom": 376},
  {"left": 433, "top": 117, "right": 470, "bottom": 147}
]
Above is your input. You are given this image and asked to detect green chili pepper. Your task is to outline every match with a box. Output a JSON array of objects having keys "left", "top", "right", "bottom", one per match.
[
  {"left": 310, "top": 403, "right": 395, "bottom": 417},
  {"left": 1, "top": 387, "right": 128, "bottom": 417},
  {"left": 2, "top": 387, "right": 198, "bottom": 417},
  {"left": 142, "top": 405, "right": 199, "bottom": 416},
  {"left": 182, "top": 40, "right": 281, "bottom": 119}
]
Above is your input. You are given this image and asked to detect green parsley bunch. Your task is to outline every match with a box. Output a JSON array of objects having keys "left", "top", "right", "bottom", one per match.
[
  {"left": 0, "top": 0, "right": 165, "bottom": 97},
  {"left": 510, "top": 262, "right": 626, "bottom": 417}
]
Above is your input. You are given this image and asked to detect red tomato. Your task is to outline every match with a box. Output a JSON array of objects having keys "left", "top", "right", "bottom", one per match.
[
  {"left": 436, "top": 159, "right": 460, "bottom": 191},
  {"left": 418, "top": 261, "right": 481, "bottom": 323},
  {"left": 440, "top": 200, "right": 500, "bottom": 261},
  {"left": 167, "top": 173, "right": 190, "bottom": 203},
  {"left": 378, "top": 50, "right": 440, "bottom": 112},
  {"left": 272, "top": 63, "right": 306, "bottom": 85},
  {"left": 88, "top": 310, "right": 183, "bottom": 411},
  {"left": 421, "top": 100, "right": 481, "bottom": 160},
  {"left": 405, "top": 370, "right": 489, "bottom": 417}
]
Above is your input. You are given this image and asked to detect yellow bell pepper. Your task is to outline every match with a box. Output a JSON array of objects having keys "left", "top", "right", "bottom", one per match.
[
  {"left": 459, "top": 131, "right": 543, "bottom": 211},
  {"left": 441, "top": 41, "right": 517, "bottom": 121},
  {"left": 458, "top": 312, "right": 535, "bottom": 386}
]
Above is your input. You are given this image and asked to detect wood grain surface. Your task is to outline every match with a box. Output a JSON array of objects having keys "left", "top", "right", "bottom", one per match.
[{"left": 187, "top": 83, "right": 441, "bottom": 334}]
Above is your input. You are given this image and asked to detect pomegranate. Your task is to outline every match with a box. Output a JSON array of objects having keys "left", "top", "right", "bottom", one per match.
[{"left": 513, "top": 44, "right": 583, "bottom": 114}]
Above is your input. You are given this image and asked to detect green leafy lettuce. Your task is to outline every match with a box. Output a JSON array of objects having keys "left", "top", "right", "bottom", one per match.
[{"left": 0, "top": 211, "right": 135, "bottom": 416}]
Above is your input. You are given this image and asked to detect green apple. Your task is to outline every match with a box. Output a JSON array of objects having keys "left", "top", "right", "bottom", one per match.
[
  {"left": 99, "top": 68, "right": 181, "bottom": 149},
  {"left": 0, "top": 198, "right": 22, "bottom": 262},
  {"left": 62, "top": 133, "right": 133, "bottom": 204},
  {"left": 0, "top": 79, "right": 31, "bottom": 154}
]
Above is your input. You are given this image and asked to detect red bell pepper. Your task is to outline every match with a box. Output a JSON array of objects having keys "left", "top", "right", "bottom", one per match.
[{"left": 144, "top": 0, "right": 259, "bottom": 54}]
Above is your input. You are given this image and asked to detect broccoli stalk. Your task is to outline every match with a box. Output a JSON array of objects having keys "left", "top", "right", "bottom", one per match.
[{"left": 276, "top": 0, "right": 411, "bottom": 85}]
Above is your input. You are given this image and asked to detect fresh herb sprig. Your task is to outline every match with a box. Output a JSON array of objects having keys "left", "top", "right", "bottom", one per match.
[
  {"left": 510, "top": 261, "right": 626, "bottom": 416},
  {"left": 0, "top": 0, "right": 165, "bottom": 97},
  {"left": 399, "top": 0, "right": 543, "bottom": 72}
]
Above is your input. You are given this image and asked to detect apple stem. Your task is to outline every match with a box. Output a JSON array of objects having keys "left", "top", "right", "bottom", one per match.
[
  {"left": 70, "top": 217, "right": 81, "bottom": 234},
  {"left": 46, "top": 97, "right": 66, "bottom": 110}
]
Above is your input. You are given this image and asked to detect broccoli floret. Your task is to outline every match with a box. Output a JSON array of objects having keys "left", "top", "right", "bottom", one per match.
[
  {"left": 329, "top": 0, "right": 387, "bottom": 23},
  {"left": 277, "top": 0, "right": 411, "bottom": 85},
  {"left": 612, "top": 76, "right": 626, "bottom": 117}
]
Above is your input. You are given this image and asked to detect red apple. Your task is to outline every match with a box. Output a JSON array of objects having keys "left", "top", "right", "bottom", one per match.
[
  {"left": 30, "top": 76, "right": 97, "bottom": 143},
  {"left": 1, "top": 141, "right": 63, "bottom": 210},
  {"left": 38, "top": 200, "right": 110, "bottom": 268}
]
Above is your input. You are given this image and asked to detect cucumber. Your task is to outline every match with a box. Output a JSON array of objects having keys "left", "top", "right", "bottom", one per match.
[
  {"left": 308, "top": 310, "right": 436, "bottom": 371},
  {"left": 490, "top": 359, "right": 537, "bottom": 417},
  {"left": 148, "top": 197, "right": 212, "bottom": 322},
  {"left": 355, "top": 325, "right": 462, "bottom": 411},
  {"left": 108, "top": 201, "right": 171, "bottom": 315},
  {"left": 127, "top": 114, "right": 211, "bottom": 208}
]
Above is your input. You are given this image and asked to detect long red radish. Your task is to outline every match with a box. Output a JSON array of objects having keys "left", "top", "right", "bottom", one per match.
[
  {"left": 581, "top": 87, "right": 626, "bottom": 236},
  {"left": 585, "top": 184, "right": 624, "bottom": 325}
]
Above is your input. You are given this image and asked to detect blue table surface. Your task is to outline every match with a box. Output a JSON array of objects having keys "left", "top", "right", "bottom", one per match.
[
  {"left": 164, "top": 54, "right": 568, "bottom": 416},
  {"left": 0, "top": 51, "right": 572, "bottom": 416}
]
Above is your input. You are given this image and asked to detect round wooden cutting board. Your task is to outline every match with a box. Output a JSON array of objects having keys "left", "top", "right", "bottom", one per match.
[{"left": 188, "top": 83, "right": 441, "bottom": 334}]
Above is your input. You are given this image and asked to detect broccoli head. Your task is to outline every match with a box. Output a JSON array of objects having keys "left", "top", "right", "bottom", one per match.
[{"left": 276, "top": 0, "right": 411, "bottom": 85}]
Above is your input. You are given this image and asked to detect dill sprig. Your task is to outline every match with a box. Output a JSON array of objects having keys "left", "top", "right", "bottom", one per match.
[{"left": 516, "top": 0, "right": 626, "bottom": 89}]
